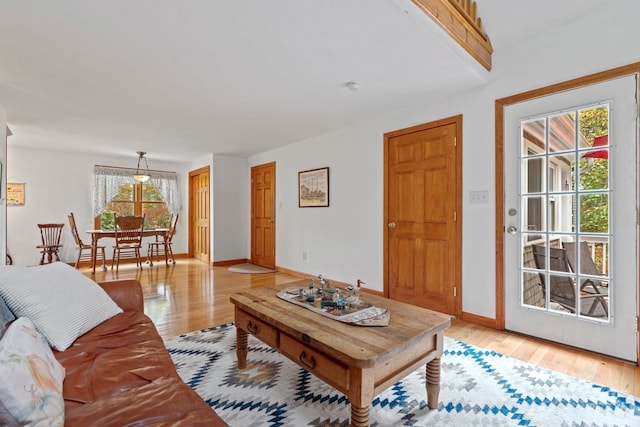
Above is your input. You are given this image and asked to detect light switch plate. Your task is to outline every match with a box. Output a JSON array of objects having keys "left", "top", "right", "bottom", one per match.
[{"left": 470, "top": 190, "right": 489, "bottom": 204}]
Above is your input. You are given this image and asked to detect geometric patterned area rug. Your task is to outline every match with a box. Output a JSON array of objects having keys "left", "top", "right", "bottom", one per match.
[{"left": 165, "top": 323, "right": 640, "bottom": 426}]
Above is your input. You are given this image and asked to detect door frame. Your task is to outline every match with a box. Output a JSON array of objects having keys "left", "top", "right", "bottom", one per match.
[
  {"left": 495, "top": 62, "right": 640, "bottom": 361},
  {"left": 188, "top": 165, "right": 210, "bottom": 263},
  {"left": 383, "top": 115, "right": 463, "bottom": 317}
]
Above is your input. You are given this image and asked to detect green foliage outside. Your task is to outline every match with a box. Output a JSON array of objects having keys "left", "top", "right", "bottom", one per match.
[
  {"left": 577, "top": 106, "right": 609, "bottom": 234},
  {"left": 100, "top": 183, "right": 171, "bottom": 230},
  {"left": 577, "top": 106, "right": 609, "bottom": 271}
]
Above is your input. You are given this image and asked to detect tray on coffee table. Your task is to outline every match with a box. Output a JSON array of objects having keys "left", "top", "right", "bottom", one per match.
[{"left": 277, "top": 287, "right": 390, "bottom": 326}]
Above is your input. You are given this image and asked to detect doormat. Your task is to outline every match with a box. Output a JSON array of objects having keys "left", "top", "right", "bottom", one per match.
[{"left": 228, "top": 263, "right": 275, "bottom": 274}]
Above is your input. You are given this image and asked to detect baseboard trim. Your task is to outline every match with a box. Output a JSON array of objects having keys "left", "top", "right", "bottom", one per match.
[
  {"left": 276, "top": 266, "right": 351, "bottom": 287},
  {"left": 274, "top": 266, "right": 313, "bottom": 280},
  {"left": 459, "top": 311, "right": 499, "bottom": 329},
  {"left": 212, "top": 258, "right": 249, "bottom": 267},
  {"left": 358, "top": 287, "right": 385, "bottom": 297},
  {"left": 274, "top": 266, "right": 383, "bottom": 294}
]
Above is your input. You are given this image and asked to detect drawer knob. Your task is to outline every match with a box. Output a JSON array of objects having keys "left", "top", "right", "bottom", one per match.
[
  {"left": 299, "top": 351, "right": 316, "bottom": 370},
  {"left": 247, "top": 321, "right": 258, "bottom": 335}
]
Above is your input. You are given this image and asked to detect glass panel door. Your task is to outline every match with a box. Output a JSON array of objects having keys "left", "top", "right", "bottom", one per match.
[{"left": 504, "top": 75, "right": 637, "bottom": 361}]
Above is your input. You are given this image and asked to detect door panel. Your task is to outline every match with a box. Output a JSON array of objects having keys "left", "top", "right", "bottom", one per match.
[
  {"left": 385, "top": 118, "right": 460, "bottom": 315},
  {"left": 504, "top": 75, "right": 637, "bottom": 361},
  {"left": 189, "top": 167, "right": 210, "bottom": 264},
  {"left": 251, "top": 162, "right": 276, "bottom": 269}
]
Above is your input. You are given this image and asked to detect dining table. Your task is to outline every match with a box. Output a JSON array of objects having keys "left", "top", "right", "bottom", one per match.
[{"left": 86, "top": 228, "right": 169, "bottom": 274}]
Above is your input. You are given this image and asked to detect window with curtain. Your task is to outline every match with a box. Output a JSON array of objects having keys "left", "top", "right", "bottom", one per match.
[{"left": 92, "top": 166, "right": 180, "bottom": 230}]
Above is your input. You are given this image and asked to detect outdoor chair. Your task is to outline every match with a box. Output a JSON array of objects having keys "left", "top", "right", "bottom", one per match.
[
  {"left": 112, "top": 214, "right": 145, "bottom": 272},
  {"left": 36, "top": 223, "right": 64, "bottom": 264},
  {"left": 147, "top": 213, "right": 178, "bottom": 267},
  {"left": 68, "top": 212, "right": 107, "bottom": 271},
  {"left": 562, "top": 241, "right": 608, "bottom": 290},
  {"left": 531, "top": 245, "right": 608, "bottom": 318}
]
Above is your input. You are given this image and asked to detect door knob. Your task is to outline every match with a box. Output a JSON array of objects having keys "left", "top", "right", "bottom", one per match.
[
  {"left": 506, "top": 226, "right": 518, "bottom": 234},
  {"left": 268, "top": 219, "right": 274, "bottom": 223},
  {"left": 388, "top": 222, "right": 397, "bottom": 229}
]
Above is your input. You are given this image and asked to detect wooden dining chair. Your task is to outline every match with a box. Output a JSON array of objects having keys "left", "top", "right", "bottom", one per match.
[
  {"left": 68, "top": 212, "right": 107, "bottom": 271},
  {"left": 147, "top": 213, "right": 179, "bottom": 267},
  {"left": 37, "top": 223, "right": 64, "bottom": 264},
  {"left": 111, "top": 215, "right": 145, "bottom": 272}
]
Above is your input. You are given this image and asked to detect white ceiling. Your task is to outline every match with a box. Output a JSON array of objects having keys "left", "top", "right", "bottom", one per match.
[{"left": 0, "top": 0, "right": 611, "bottom": 162}]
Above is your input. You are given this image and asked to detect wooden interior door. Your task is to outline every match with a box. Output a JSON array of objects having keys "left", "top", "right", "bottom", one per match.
[
  {"left": 251, "top": 162, "right": 276, "bottom": 269},
  {"left": 384, "top": 116, "right": 462, "bottom": 316},
  {"left": 189, "top": 166, "right": 210, "bottom": 264}
]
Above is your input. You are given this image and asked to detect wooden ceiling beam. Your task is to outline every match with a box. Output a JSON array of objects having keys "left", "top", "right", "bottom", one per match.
[{"left": 411, "top": 0, "right": 493, "bottom": 71}]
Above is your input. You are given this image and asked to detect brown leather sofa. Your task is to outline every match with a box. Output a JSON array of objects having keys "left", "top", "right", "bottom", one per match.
[{"left": 53, "top": 279, "right": 227, "bottom": 426}]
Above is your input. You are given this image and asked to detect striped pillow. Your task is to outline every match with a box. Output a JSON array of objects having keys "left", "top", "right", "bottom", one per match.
[
  {"left": 0, "top": 263, "right": 122, "bottom": 351},
  {"left": 0, "top": 296, "right": 15, "bottom": 340}
]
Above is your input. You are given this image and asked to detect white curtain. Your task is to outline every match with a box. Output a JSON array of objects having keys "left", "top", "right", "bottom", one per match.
[{"left": 92, "top": 166, "right": 180, "bottom": 218}]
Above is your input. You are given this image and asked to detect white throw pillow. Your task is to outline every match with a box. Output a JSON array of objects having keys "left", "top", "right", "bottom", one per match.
[
  {"left": 0, "top": 317, "right": 65, "bottom": 426},
  {"left": 0, "top": 263, "right": 123, "bottom": 351}
]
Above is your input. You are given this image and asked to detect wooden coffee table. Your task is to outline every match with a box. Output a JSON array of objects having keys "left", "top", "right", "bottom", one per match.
[{"left": 230, "top": 282, "right": 450, "bottom": 427}]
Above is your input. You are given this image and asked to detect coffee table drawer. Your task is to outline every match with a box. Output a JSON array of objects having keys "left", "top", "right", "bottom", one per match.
[
  {"left": 280, "top": 333, "right": 349, "bottom": 391},
  {"left": 236, "top": 310, "right": 278, "bottom": 348}
]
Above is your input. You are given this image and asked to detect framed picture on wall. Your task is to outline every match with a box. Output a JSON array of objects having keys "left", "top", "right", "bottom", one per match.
[
  {"left": 298, "top": 167, "right": 329, "bottom": 207},
  {"left": 7, "top": 183, "right": 25, "bottom": 206}
]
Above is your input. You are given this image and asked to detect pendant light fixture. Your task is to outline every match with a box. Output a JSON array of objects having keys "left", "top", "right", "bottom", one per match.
[{"left": 132, "top": 151, "right": 150, "bottom": 183}]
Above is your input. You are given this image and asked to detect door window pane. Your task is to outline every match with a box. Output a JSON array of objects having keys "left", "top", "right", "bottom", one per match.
[
  {"left": 523, "top": 157, "right": 544, "bottom": 194},
  {"left": 521, "top": 118, "right": 545, "bottom": 156},
  {"left": 522, "top": 270, "right": 546, "bottom": 309},
  {"left": 579, "top": 193, "right": 608, "bottom": 233},
  {"left": 523, "top": 196, "right": 546, "bottom": 233},
  {"left": 548, "top": 154, "right": 574, "bottom": 193},
  {"left": 549, "top": 194, "right": 574, "bottom": 233},
  {"left": 578, "top": 157, "right": 609, "bottom": 190},
  {"left": 549, "top": 112, "right": 576, "bottom": 153}
]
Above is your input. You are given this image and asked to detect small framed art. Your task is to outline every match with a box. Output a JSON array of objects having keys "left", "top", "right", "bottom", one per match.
[
  {"left": 7, "top": 183, "right": 25, "bottom": 206},
  {"left": 298, "top": 167, "right": 329, "bottom": 207}
]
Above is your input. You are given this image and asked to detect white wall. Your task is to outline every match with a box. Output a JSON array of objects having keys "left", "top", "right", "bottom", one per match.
[
  {"left": 247, "top": 4, "right": 640, "bottom": 319},
  {"left": 212, "top": 154, "right": 249, "bottom": 262},
  {"left": 6, "top": 147, "right": 190, "bottom": 266},
  {"left": 250, "top": 124, "right": 384, "bottom": 287}
]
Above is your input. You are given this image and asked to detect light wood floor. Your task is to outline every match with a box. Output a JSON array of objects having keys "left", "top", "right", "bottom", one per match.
[{"left": 83, "top": 259, "right": 640, "bottom": 396}]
